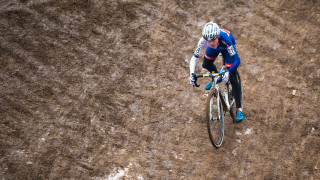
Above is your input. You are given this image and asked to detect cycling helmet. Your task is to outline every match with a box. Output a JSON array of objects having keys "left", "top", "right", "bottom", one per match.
[{"left": 202, "top": 22, "right": 220, "bottom": 41}]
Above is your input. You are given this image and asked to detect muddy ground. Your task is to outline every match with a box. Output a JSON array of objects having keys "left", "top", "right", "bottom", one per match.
[{"left": 0, "top": 0, "right": 319, "bottom": 179}]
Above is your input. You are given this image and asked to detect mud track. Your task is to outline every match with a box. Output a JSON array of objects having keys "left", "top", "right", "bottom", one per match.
[{"left": 0, "top": 0, "right": 319, "bottom": 179}]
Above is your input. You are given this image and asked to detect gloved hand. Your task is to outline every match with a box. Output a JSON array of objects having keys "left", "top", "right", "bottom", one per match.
[
  {"left": 190, "top": 73, "right": 196, "bottom": 85},
  {"left": 222, "top": 71, "right": 229, "bottom": 83},
  {"left": 215, "top": 76, "right": 221, "bottom": 84}
]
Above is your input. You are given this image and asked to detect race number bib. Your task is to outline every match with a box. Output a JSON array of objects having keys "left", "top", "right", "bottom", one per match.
[{"left": 227, "top": 45, "right": 236, "bottom": 56}]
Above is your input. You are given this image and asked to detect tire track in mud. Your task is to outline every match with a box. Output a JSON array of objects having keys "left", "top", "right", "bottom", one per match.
[{"left": 0, "top": 0, "right": 319, "bottom": 179}]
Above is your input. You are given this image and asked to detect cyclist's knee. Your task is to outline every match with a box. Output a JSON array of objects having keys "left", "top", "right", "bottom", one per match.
[{"left": 202, "top": 63, "right": 210, "bottom": 70}]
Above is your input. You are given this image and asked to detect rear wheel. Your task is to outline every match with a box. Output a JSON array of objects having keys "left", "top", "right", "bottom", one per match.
[
  {"left": 229, "top": 71, "right": 242, "bottom": 122},
  {"left": 206, "top": 87, "right": 224, "bottom": 148}
]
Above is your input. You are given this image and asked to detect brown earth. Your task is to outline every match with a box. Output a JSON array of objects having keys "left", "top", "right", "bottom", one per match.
[{"left": 0, "top": 0, "right": 319, "bottom": 179}]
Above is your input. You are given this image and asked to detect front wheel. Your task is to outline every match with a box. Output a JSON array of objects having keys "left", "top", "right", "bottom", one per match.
[{"left": 206, "top": 88, "right": 224, "bottom": 148}]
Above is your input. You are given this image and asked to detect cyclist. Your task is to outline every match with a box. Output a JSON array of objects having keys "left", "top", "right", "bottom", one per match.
[{"left": 189, "top": 22, "right": 243, "bottom": 122}]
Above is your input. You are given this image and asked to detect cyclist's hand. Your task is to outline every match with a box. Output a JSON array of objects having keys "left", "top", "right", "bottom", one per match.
[
  {"left": 190, "top": 73, "right": 196, "bottom": 85},
  {"left": 215, "top": 76, "right": 221, "bottom": 83},
  {"left": 222, "top": 71, "right": 229, "bottom": 83}
]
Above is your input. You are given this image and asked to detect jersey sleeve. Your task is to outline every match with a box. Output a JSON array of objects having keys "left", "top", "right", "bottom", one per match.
[
  {"left": 190, "top": 37, "right": 208, "bottom": 74},
  {"left": 193, "top": 37, "right": 207, "bottom": 58},
  {"left": 227, "top": 50, "right": 240, "bottom": 74},
  {"left": 223, "top": 33, "right": 241, "bottom": 74},
  {"left": 189, "top": 56, "right": 197, "bottom": 74}
]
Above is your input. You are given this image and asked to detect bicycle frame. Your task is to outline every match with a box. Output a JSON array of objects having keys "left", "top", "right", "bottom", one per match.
[{"left": 194, "top": 66, "right": 234, "bottom": 113}]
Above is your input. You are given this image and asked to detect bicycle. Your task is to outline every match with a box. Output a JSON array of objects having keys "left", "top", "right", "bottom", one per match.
[{"left": 193, "top": 66, "right": 242, "bottom": 148}]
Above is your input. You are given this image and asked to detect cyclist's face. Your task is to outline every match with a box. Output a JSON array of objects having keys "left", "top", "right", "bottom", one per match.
[{"left": 208, "top": 36, "right": 219, "bottom": 48}]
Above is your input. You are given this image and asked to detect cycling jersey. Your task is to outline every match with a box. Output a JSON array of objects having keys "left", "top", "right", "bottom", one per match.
[{"left": 190, "top": 29, "right": 241, "bottom": 74}]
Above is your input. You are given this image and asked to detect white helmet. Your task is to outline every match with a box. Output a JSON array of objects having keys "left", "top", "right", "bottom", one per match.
[{"left": 202, "top": 22, "right": 220, "bottom": 41}]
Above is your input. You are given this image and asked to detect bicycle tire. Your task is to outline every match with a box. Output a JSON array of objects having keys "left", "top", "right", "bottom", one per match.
[
  {"left": 229, "top": 71, "right": 242, "bottom": 122},
  {"left": 206, "top": 87, "right": 224, "bottom": 148}
]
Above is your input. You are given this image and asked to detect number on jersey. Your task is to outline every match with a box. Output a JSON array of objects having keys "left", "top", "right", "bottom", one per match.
[{"left": 227, "top": 45, "right": 236, "bottom": 56}]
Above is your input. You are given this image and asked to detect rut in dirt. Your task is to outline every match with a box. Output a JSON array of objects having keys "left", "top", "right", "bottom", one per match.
[{"left": 0, "top": 0, "right": 319, "bottom": 179}]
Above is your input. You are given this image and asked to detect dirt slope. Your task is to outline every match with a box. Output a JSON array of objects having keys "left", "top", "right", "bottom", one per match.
[{"left": 0, "top": 0, "right": 319, "bottom": 179}]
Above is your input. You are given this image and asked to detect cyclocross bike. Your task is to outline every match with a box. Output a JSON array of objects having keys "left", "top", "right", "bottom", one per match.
[{"left": 193, "top": 66, "right": 242, "bottom": 148}]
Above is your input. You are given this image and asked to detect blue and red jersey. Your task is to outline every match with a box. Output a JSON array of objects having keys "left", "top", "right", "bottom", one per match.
[{"left": 191, "top": 29, "right": 241, "bottom": 74}]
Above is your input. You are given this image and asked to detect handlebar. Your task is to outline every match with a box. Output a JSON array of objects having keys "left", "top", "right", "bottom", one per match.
[{"left": 193, "top": 72, "right": 225, "bottom": 87}]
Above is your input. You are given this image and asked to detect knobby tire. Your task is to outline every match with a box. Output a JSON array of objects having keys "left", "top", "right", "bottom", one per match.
[{"left": 206, "top": 87, "right": 224, "bottom": 148}]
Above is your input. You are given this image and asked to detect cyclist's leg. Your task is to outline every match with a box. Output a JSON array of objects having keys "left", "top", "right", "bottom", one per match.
[
  {"left": 229, "top": 70, "right": 242, "bottom": 109},
  {"left": 202, "top": 47, "right": 219, "bottom": 90},
  {"left": 222, "top": 51, "right": 241, "bottom": 109},
  {"left": 202, "top": 56, "right": 218, "bottom": 73},
  {"left": 203, "top": 57, "right": 216, "bottom": 90},
  {"left": 202, "top": 47, "right": 219, "bottom": 73},
  {"left": 229, "top": 70, "right": 243, "bottom": 121}
]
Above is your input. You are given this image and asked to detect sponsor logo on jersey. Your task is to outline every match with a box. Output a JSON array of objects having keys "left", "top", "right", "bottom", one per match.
[{"left": 195, "top": 46, "right": 201, "bottom": 54}]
